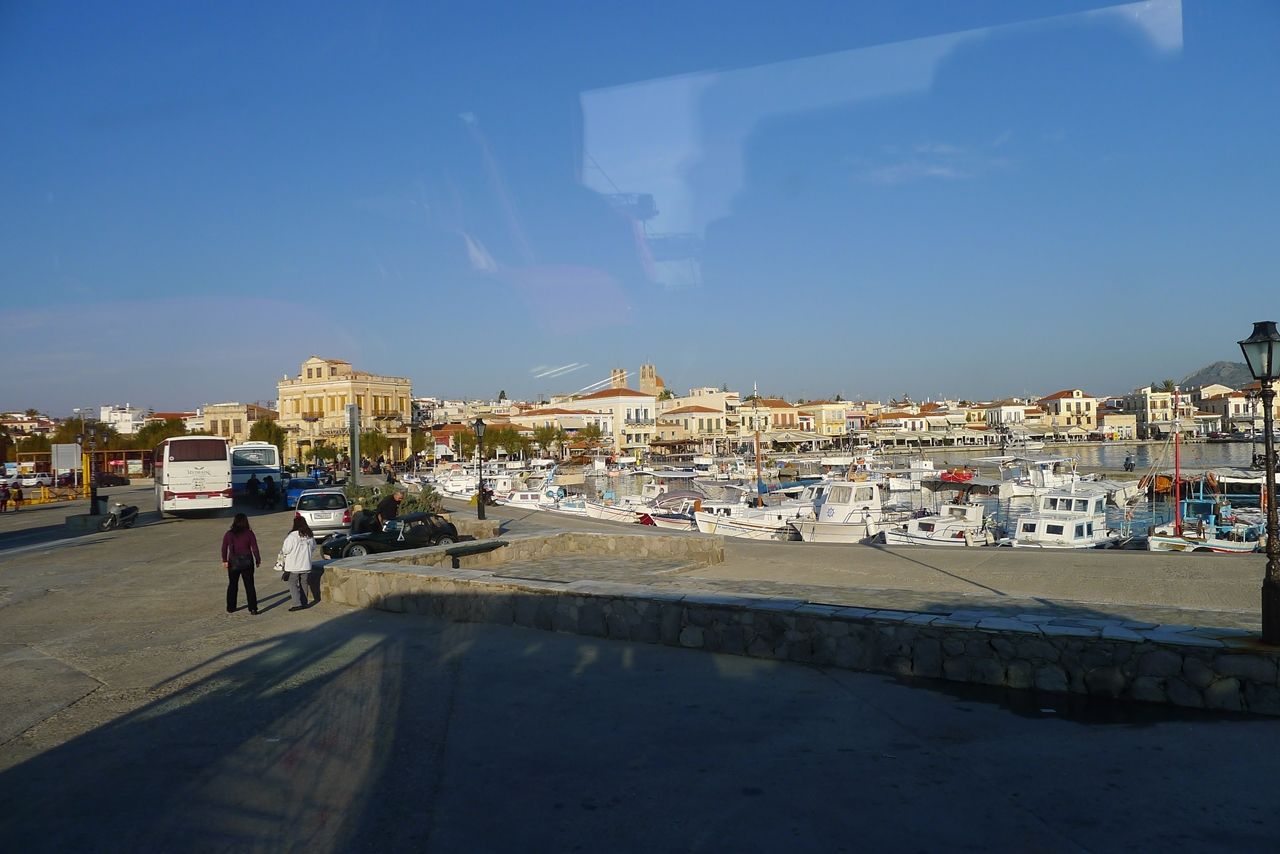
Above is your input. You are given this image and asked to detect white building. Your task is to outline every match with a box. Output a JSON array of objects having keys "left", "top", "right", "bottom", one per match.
[{"left": 99, "top": 404, "right": 148, "bottom": 435}]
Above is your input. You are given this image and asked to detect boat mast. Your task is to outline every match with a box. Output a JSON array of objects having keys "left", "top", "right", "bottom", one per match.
[
  {"left": 1173, "top": 385, "right": 1182, "bottom": 536},
  {"left": 752, "top": 383, "right": 764, "bottom": 505}
]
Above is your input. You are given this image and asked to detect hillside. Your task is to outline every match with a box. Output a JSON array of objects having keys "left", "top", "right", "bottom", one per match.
[{"left": 1181, "top": 361, "right": 1254, "bottom": 390}]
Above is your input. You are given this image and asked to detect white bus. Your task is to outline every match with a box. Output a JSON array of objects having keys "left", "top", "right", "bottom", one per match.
[
  {"left": 230, "top": 441, "right": 282, "bottom": 498},
  {"left": 154, "top": 436, "right": 233, "bottom": 514}
]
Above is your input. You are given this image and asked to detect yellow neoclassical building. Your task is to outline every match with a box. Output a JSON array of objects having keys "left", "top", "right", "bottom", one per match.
[{"left": 276, "top": 357, "right": 413, "bottom": 464}]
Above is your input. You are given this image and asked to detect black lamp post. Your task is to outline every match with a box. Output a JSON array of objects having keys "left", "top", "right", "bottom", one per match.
[
  {"left": 473, "top": 417, "right": 486, "bottom": 520},
  {"left": 87, "top": 428, "right": 100, "bottom": 515},
  {"left": 1239, "top": 320, "right": 1280, "bottom": 643}
]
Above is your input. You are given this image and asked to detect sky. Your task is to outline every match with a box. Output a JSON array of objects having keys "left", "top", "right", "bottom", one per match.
[{"left": 3, "top": 0, "right": 1279, "bottom": 414}]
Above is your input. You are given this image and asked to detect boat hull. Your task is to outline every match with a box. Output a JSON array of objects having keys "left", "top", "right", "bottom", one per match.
[
  {"left": 790, "top": 519, "right": 877, "bottom": 544},
  {"left": 694, "top": 512, "right": 797, "bottom": 540},
  {"left": 1147, "top": 535, "right": 1259, "bottom": 554},
  {"left": 583, "top": 501, "right": 641, "bottom": 524},
  {"left": 881, "top": 528, "right": 991, "bottom": 547}
]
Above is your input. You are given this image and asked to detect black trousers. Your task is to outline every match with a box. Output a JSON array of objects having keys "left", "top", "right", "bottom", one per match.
[{"left": 226, "top": 564, "right": 258, "bottom": 611}]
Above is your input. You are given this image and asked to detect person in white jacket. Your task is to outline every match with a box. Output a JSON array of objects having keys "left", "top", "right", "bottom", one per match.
[{"left": 280, "top": 516, "right": 316, "bottom": 611}]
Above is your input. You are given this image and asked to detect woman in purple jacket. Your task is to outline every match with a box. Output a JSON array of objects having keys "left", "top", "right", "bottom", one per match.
[{"left": 220, "top": 513, "right": 260, "bottom": 614}]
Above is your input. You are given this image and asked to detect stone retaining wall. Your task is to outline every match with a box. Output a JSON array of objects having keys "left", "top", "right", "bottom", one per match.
[
  {"left": 385, "top": 531, "right": 725, "bottom": 571},
  {"left": 320, "top": 554, "right": 1280, "bottom": 716}
]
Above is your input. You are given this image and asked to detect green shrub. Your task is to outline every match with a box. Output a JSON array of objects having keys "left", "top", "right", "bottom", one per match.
[{"left": 344, "top": 482, "right": 443, "bottom": 515}]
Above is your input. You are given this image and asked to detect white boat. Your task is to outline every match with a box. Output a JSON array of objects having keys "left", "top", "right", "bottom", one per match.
[
  {"left": 790, "top": 481, "right": 911, "bottom": 544},
  {"left": 693, "top": 505, "right": 801, "bottom": 540},
  {"left": 1002, "top": 486, "right": 1120, "bottom": 549},
  {"left": 881, "top": 503, "right": 994, "bottom": 547},
  {"left": 500, "top": 489, "right": 553, "bottom": 510},
  {"left": 583, "top": 500, "right": 643, "bottom": 524}
]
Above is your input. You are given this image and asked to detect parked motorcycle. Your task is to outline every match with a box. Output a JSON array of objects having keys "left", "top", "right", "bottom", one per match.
[{"left": 98, "top": 501, "right": 140, "bottom": 531}]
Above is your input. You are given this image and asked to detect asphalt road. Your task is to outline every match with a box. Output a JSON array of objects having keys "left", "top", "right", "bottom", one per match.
[{"left": 2, "top": 491, "right": 1280, "bottom": 851}]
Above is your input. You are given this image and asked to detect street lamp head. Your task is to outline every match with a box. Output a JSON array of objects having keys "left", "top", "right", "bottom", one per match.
[
  {"left": 1239, "top": 320, "right": 1280, "bottom": 382},
  {"left": 473, "top": 417, "right": 486, "bottom": 439}
]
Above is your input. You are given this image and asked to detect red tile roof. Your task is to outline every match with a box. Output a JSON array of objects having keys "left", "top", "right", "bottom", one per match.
[
  {"left": 662, "top": 405, "right": 721, "bottom": 415},
  {"left": 574, "top": 387, "right": 652, "bottom": 401}
]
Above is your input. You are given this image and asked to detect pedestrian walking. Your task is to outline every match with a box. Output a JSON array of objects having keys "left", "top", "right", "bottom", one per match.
[
  {"left": 279, "top": 516, "right": 316, "bottom": 611},
  {"left": 11, "top": 485, "right": 23, "bottom": 511},
  {"left": 220, "top": 513, "right": 260, "bottom": 614},
  {"left": 0, "top": 483, "right": 9, "bottom": 512}
]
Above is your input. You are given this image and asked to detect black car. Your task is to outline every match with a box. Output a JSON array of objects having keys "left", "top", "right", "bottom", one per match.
[
  {"left": 321, "top": 512, "right": 459, "bottom": 558},
  {"left": 93, "top": 472, "right": 130, "bottom": 487}
]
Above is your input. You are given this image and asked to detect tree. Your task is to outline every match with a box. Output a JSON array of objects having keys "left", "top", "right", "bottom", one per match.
[
  {"left": 532, "top": 425, "right": 568, "bottom": 459},
  {"left": 17, "top": 434, "right": 51, "bottom": 453},
  {"left": 309, "top": 443, "right": 339, "bottom": 463},
  {"left": 134, "top": 418, "right": 187, "bottom": 449},
  {"left": 360, "top": 429, "right": 389, "bottom": 460},
  {"left": 658, "top": 389, "right": 675, "bottom": 401},
  {"left": 1156, "top": 379, "right": 1176, "bottom": 393},
  {"left": 24, "top": 408, "right": 41, "bottom": 418},
  {"left": 834, "top": 393, "right": 844, "bottom": 402},
  {"left": 577, "top": 423, "right": 604, "bottom": 449},
  {"left": 498, "top": 389, "right": 507, "bottom": 401},
  {"left": 452, "top": 430, "right": 477, "bottom": 460},
  {"left": 248, "top": 418, "right": 287, "bottom": 457}
]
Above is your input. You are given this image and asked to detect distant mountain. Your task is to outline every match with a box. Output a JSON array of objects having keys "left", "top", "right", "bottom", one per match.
[{"left": 1181, "top": 361, "right": 1254, "bottom": 390}]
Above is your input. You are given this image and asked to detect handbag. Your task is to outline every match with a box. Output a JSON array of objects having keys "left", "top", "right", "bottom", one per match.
[
  {"left": 273, "top": 550, "right": 286, "bottom": 580},
  {"left": 230, "top": 552, "right": 254, "bottom": 571}
]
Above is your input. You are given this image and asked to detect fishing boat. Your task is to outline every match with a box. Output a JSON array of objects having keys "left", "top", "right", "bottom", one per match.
[
  {"left": 1146, "top": 396, "right": 1265, "bottom": 554},
  {"left": 789, "top": 480, "right": 911, "bottom": 544},
  {"left": 1000, "top": 485, "right": 1121, "bottom": 549},
  {"left": 583, "top": 499, "right": 643, "bottom": 524},
  {"left": 881, "top": 502, "right": 995, "bottom": 547},
  {"left": 693, "top": 504, "right": 803, "bottom": 540}
]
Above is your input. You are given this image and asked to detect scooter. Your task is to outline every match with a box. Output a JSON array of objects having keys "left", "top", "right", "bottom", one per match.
[{"left": 98, "top": 501, "right": 140, "bottom": 531}]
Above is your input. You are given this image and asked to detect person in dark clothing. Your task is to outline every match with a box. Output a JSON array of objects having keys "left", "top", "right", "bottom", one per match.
[
  {"left": 375, "top": 491, "right": 403, "bottom": 529},
  {"left": 261, "top": 476, "right": 279, "bottom": 509},
  {"left": 245, "top": 473, "right": 261, "bottom": 504},
  {"left": 220, "top": 513, "right": 260, "bottom": 614}
]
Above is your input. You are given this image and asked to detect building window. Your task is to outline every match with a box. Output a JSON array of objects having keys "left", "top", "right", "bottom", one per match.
[
  {"left": 307, "top": 368, "right": 313, "bottom": 379},
  {"left": 233, "top": 419, "right": 242, "bottom": 435}
]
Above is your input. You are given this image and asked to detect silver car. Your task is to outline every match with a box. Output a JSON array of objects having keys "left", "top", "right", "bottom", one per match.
[{"left": 293, "top": 488, "right": 351, "bottom": 540}]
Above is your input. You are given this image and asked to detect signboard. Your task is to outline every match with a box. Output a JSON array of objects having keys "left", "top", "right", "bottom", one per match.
[{"left": 52, "top": 443, "right": 82, "bottom": 471}]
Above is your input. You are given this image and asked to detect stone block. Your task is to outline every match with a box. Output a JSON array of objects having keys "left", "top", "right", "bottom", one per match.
[
  {"left": 828, "top": 636, "right": 864, "bottom": 670},
  {"left": 978, "top": 618, "right": 1040, "bottom": 634},
  {"left": 1146, "top": 632, "right": 1222, "bottom": 648},
  {"left": 1138, "top": 649, "right": 1182, "bottom": 678},
  {"left": 787, "top": 639, "right": 815, "bottom": 663},
  {"left": 942, "top": 658, "right": 970, "bottom": 682},
  {"left": 577, "top": 602, "right": 607, "bottom": 638},
  {"left": 964, "top": 638, "right": 992, "bottom": 658},
  {"left": 1034, "top": 665, "right": 1069, "bottom": 693},
  {"left": 383, "top": 594, "right": 404, "bottom": 613},
  {"left": 1128, "top": 676, "right": 1166, "bottom": 703},
  {"left": 970, "top": 658, "right": 1005, "bottom": 686},
  {"left": 885, "top": 655, "right": 913, "bottom": 676},
  {"left": 990, "top": 638, "right": 1017, "bottom": 658},
  {"left": 1102, "top": 625, "right": 1143, "bottom": 642},
  {"left": 605, "top": 612, "right": 629, "bottom": 640},
  {"left": 1084, "top": 666, "right": 1126, "bottom": 698},
  {"left": 913, "top": 638, "right": 942, "bottom": 678},
  {"left": 932, "top": 618, "right": 980, "bottom": 629},
  {"left": 1041, "top": 624, "right": 1098, "bottom": 639},
  {"left": 1079, "top": 647, "right": 1117, "bottom": 670},
  {"left": 943, "top": 637, "right": 966, "bottom": 657},
  {"left": 1182, "top": 656, "right": 1216, "bottom": 689},
  {"left": 719, "top": 625, "right": 748, "bottom": 656},
  {"left": 1244, "top": 683, "right": 1280, "bottom": 716},
  {"left": 1204, "top": 678, "right": 1243, "bottom": 712},
  {"left": 1213, "top": 654, "right": 1278, "bottom": 685},
  {"left": 747, "top": 635, "right": 779, "bottom": 659},
  {"left": 1005, "top": 660, "right": 1034, "bottom": 689},
  {"left": 659, "top": 605, "right": 683, "bottom": 645},
  {"left": 1164, "top": 677, "right": 1204, "bottom": 708},
  {"left": 679, "top": 626, "right": 704, "bottom": 648},
  {"left": 833, "top": 607, "right": 877, "bottom": 620}
]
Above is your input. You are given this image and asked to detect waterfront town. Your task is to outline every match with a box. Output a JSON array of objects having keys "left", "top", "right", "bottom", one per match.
[{"left": 5, "top": 355, "right": 1277, "bottom": 473}]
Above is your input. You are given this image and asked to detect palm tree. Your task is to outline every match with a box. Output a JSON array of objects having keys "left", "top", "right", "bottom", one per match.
[
  {"left": 532, "top": 425, "right": 560, "bottom": 459},
  {"left": 577, "top": 423, "right": 604, "bottom": 449},
  {"left": 1155, "top": 379, "right": 1177, "bottom": 393}
]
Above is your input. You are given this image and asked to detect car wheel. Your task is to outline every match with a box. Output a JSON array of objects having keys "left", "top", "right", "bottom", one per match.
[
  {"left": 435, "top": 534, "right": 456, "bottom": 545},
  {"left": 344, "top": 543, "right": 369, "bottom": 557}
]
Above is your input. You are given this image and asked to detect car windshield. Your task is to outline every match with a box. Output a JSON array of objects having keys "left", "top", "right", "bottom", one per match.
[{"left": 289, "top": 479, "right": 318, "bottom": 490}]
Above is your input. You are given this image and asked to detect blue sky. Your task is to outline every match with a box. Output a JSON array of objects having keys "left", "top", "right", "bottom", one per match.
[{"left": 3, "top": 0, "right": 1278, "bottom": 413}]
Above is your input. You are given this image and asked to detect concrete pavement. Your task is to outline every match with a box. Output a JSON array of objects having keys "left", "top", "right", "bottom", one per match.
[{"left": 3, "top": 491, "right": 1280, "bottom": 851}]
